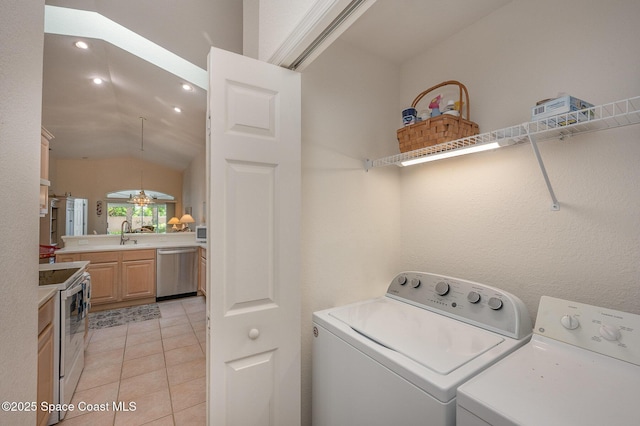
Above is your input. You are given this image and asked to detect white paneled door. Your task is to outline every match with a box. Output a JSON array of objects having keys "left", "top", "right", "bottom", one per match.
[{"left": 206, "top": 47, "right": 301, "bottom": 426}]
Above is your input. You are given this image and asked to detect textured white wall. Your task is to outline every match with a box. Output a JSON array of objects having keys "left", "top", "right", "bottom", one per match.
[
  {"left": 301, "top": 2, "right": 640, "bottom": 424},
  {"left": 397, "top": 0, "right": 640, "bottom": 319},
  {"left": 0, "top": 1, "right": 43, "bottom": 424},
  {"left": 244, "top": 0, "right": 316, "bottom": 61},
  {"left": 301, "top": 40, "right": 402, "bottom": 425},
  {"left": 182, "top": 147, "right": 207, "bottom": 224}
]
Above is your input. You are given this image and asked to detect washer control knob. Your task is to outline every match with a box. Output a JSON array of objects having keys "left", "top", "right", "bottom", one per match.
[
  {"left": 488, "top": 297, "right": 503, "bottom": 310},
  {"left": 560, "top": 315, "right": 580, "bottom": 330},
  {"left": 411, "top": 278, "right": 421, "bottom": 289},
  {"left": 599, "top": 324, "right": 621, "bottom": 341},
  {"left": 435, "top": 281, "right": 450, "bottom": 296},
  {"left": 467, "top": 291, "right": 481, "bottom": 304},
  {"left": 397, "top": 276, "right": 407, "bottom": 285}
]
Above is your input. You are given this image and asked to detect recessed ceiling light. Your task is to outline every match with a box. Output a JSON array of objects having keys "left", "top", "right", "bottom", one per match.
[
  {"left": 181, "top": 83, "right": 193, "bottom": 92},
  {"left": 173, "top": 106, "right": 182, "bottom": 113},
  {"left": 74, "top": 40, "right": 89, "bottom": 49},
  {"left": 93, "top": 78, "right": 104, "bottom": 85}
]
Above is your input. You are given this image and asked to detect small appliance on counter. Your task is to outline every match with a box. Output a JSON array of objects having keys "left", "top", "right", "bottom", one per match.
[
  {"left": 39, "top": 261, "right": 91, "bottom": 424},
  {"left": 195, "top": 225, "right": 207, "bottom": 243}
]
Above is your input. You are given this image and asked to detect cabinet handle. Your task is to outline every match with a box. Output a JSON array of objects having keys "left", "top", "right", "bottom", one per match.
[{"left": 248, "top": 328, "right": 260, "bottom": 340}]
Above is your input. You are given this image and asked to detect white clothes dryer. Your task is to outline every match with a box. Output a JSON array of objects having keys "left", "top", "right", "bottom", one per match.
[
  {"left": 312, "top": 271, "right": 532, "bottom": 426},
  {"left": 457, "top": 296, "right": 640, "bottom": 426}
]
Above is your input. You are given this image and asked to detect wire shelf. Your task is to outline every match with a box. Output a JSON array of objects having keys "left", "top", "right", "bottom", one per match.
[{"left": 365, "top": 96, "right": 640, "bottom": 170}]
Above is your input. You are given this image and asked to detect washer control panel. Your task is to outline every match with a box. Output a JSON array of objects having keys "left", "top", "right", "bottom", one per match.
[
  {"left": 535, "top": 296, "right": 640, "bottom": 366},
  {"left": 386, "top": 271, "right": 532, "bottom": 340}
]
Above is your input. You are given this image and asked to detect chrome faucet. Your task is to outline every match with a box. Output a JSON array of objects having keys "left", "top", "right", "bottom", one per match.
[{"left": 120, "top": 220, "right": 132, "bottom": 245}]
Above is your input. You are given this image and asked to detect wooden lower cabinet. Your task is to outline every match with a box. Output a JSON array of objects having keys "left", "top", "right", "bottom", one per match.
[
  {"left": 37, "top": 296, "right": 55, "bottom": 426},
  {"left": 121, "top": 250, "right": 156, "bottom": 300},
  {"left": 55, "top": 253, "right": 78, "bottom": 263},
  {"left": 56, "top": 248, "right": 156, "bottom": 310},
  {"left": 198, "top": 247, "right": 206, "bottom": 297},
  {"left": 81, "top": 251, "right": 119, "bottom": 305}
]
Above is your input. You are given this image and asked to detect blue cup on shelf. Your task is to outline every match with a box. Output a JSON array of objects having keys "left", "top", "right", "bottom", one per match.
[{"left": 402, "top": 107, "right": 418, "bottom": 126}]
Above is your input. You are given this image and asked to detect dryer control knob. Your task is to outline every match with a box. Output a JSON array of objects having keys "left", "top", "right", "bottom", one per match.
[
  {"left": 560, "top": 315, "right": 580, "bottom": 330},
  {"left": 488, "top": 297, "right": 503, "bottom": 310},
  {"left": 467, "top": 291, "right": 481, "bottom": 304},
  {"left": 397, "top": 276, "right": 407, "bottom": 285},
  {"left": 435, "top": 281, "right": 450, "bottom": 296},
  {"left": 599, "top": 324, "right": 621, "bottom": 341},
  {"left": 411, "top": 278, "right": 421, "bottom": 288}
]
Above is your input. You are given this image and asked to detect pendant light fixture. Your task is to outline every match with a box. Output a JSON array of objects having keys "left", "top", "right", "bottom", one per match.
[{"left": 128, "top": 117, "right": 155, "bottom": 207}]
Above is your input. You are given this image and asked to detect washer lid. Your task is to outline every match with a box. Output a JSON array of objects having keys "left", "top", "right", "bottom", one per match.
[{"left": 329, "top": 298, "right": 504, "bottom": 374}]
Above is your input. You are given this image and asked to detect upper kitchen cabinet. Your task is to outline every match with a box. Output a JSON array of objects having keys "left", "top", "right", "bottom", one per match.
[{"left": 40, "top": 127, "right": 53, "bottom": 217}]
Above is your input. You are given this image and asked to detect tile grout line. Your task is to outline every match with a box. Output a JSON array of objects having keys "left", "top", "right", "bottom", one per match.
[{"left": 67, "top": 297, "right": 206, "bottom": 425}]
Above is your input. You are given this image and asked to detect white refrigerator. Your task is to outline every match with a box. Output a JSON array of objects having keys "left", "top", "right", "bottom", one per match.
[{"left": 57, "top": 196, "right": 87, "bottom": 245}]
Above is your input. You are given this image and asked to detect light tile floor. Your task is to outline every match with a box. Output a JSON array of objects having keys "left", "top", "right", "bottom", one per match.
[{"left": 59, "top": 296, "right": 207, "bottom": 426}]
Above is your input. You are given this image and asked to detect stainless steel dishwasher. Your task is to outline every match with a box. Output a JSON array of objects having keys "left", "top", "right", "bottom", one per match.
[{"left": 156, "top": 247, "right": 198, "bottom": 300}]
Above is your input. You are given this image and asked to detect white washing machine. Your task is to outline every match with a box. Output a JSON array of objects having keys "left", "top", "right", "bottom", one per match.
[
  {"left": 312, "top": 271, "right": 532, "bottom": 426},
  {"left": 457, "top": 296, "right": 640, "bottom": 426}
]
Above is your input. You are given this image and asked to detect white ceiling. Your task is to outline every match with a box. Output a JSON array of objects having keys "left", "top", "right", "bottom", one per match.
[
  {"left": 339, "top": 0, "right": 512, "bottom": 63},
  {"left": 42, "top": 0, "right": 242, "bottom": 171},
  {"left": 41, "top": 0, "right": 509, "bottom": 171}
]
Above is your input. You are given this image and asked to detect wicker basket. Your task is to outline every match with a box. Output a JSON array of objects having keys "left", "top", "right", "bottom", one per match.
[{"left": 397, "top": 80, "right": 479, "bottom": 153}]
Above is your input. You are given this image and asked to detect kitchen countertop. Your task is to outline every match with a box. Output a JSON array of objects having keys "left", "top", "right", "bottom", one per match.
[
  {"left": 39, "top": 260, "right": 91, "bottom": 271},
  {"left": 58, "top": 233, "right": 206, "bottom": 254},
  {"left": 57, "top": 242, "right": 204, "bottom": 254},
  {"left": 38, "top": 287, "right": 58, "bottom": 308}
]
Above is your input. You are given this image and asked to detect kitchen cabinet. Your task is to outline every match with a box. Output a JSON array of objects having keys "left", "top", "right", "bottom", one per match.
[
  {"left": 39, "top": 198, "right": 59, "bottom": 247},
  {"left": 57, "top": 248, "right": 156, "bottom": 310},
  {"left": 40, "top": 127, "right": 53, "bottom": 217},
  {"left": 121, "top": 249, "right": 156, "bottom": 300},
  {"left": 55, "top": 253, "right": 78, "bottom": 263},
  {"left": 80, "top": 251, "right": 119, "bottom": 305},
  {"left": 198, "top": 247, "right": 206, "bottom": 297},
  {"left": 37, "top": 295, "right": 54, "bottom": 426}
]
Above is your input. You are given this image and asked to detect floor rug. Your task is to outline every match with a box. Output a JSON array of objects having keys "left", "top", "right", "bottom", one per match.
[{"left": 89, "top": 303, "right": 161, "bottom": 329}]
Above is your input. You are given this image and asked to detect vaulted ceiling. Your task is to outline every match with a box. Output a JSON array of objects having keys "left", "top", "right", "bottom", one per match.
[
  {"left": 42, "top": 0, "right": 242, "bottom": 171},
  {"left": 41, "top": 0, "right": 510, "bottom": 171}
]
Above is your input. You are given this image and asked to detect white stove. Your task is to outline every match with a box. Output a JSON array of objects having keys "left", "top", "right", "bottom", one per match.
[
  {"left": 312, "top": 271, "right": 532, "bottom": 426},
  {"left": 39, "top": 261, "right": 91, "bottom": 424},
  {"left": 457, "top": 296, "right": 640, "bottom": 426}
]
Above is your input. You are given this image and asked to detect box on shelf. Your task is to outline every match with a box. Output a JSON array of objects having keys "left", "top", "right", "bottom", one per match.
[{"left": 531, "top": 95, "right": 594, "bottom": 125}]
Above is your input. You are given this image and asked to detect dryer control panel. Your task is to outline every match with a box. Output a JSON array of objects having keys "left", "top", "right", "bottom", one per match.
[
  {"left": 386, "top": 271, "right": 532, "bottom": 340},
  {"left": 535, "top": 296, "right": 640, "bottom": 366}
]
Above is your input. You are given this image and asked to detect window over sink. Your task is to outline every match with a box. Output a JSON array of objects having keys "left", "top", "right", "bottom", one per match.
[{"left": 106, "top": 190, "right": 176, "bottom": 234}]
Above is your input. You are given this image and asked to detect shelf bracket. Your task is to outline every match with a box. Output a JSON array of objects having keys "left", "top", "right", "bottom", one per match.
[
  {"left": 523, "top": 123, "right": 560, "bottom": 211},
  {"left": 364, "top": 159, "right": 373, "bottom": 172}
]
